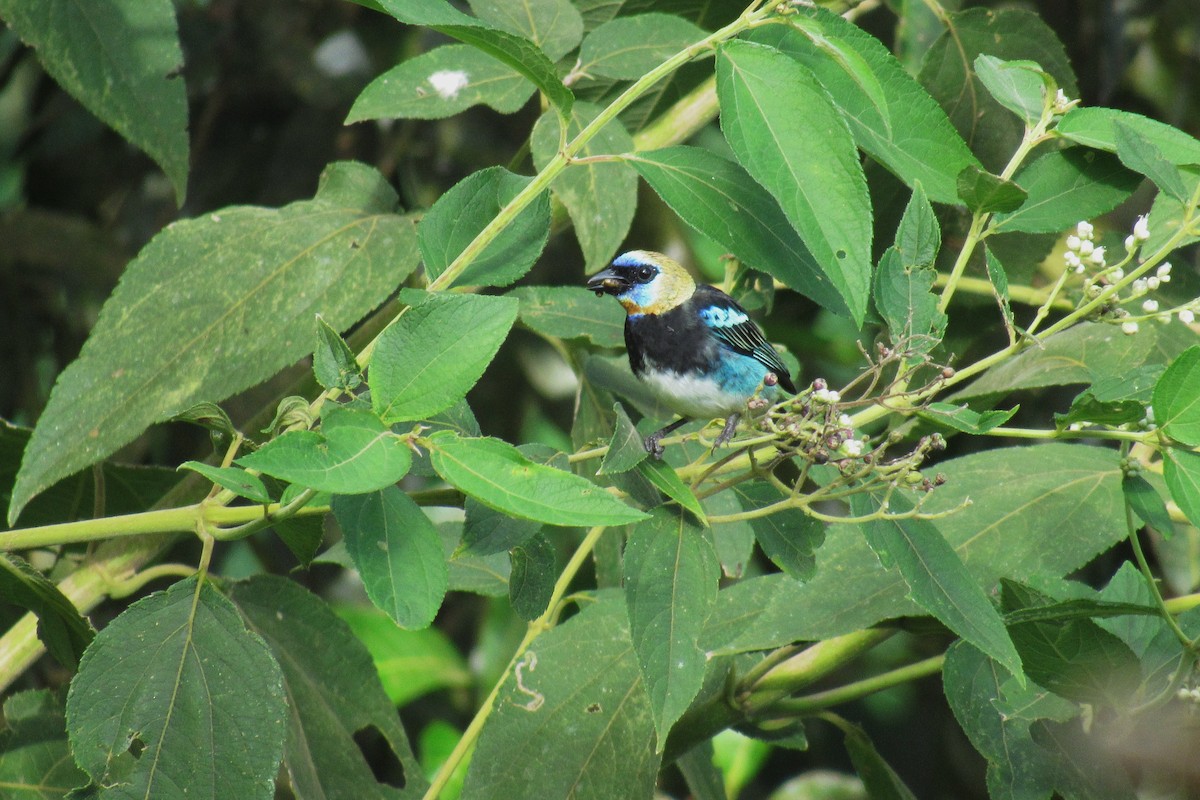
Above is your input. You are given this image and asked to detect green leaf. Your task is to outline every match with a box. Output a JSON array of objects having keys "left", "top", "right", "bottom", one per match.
[
  {"left": 974, "top": 55, "right": 1050, "bottom": 127},
  {"left": 853, "top": 493, "right": 1024, "bottom": 682},
  {"left": 707, "top": 444, "right": 1123, "bottom": 653},
  {"left": 918, "top": 402, "right": 1018, "bottom": 434},
  {"left": 731, "top": 482, "right": 824, "bottom": 581},
  {"left": 895, "top": 182, "right": 940, "bottom": 269},
  {"left": 1163, "top": 449, "right": 1200, "bottom": 529},
  {"left": 0, "top": 0, "right": 188, "bottom": 203},
  {"left": 374, "top": 0, "right": 574, "bottom": 113},
  {"left": 0, "top": 690, "right": 88, "bottom": 799},
  {"left": 746, "top": 9, "right": 981, "bottom": 204},
  {"left": 624, "top": 510, "right": 719, "bottom": 747},
  {"left": 333, "top": 487, "right": 448, "bottom": 629},
  {"left": 468, "top": 0, "right": 583, "bottom": 61},
  {"left": 1153, "top": 345, "right": 1200, "bottom": 446},
  {"left": 239, "top": 407, "right": 412, "bottom": 494},
  {"left": 461, "top": 595, "right": 659, "bottom": 797},
  {"left": 370, "top": 293, "right": 519, "bottom": 423},
  {"left": 179, "top": 461, "right": 271, "bottom": 504},
  {"left": 628, "top": 146, "right": 849, "bottom": 317},
  {"left": 8, "top": 161, "right": 417, "bottom": 524},
  {"left": 873, "top": 247, "right": 945, "bottom": 356},
  {"left": 1057, "top": 107, "right": 1200, "bottom": 167},
  {"left": 599, "top": 402, "right": 650, "bottom": 475},
  {"left": 1123, "top": 473, "right": 1175, "bottom": 538},
  {"left": 418, "top": 167, "right": 551, "bottom": 288},
  {"left": 841, "top": 721, "right": 919, "bottom": 800},
  {"left": 1113, "top": 121, "right": 1191, "bottom": 200},
  {"left": 636, "top": 458, "right": 707, "bottom": 524},
  {"left": 439, "top": 520, "right": 512, "bottom": 596},
  {"left": 984, "top": 246, "right": 1016, "bottom": 334},
  {"left": 67, "top": 578, "right": 286, "bottom": 799},
  {"left": 336, "top": 604, "right": 471, "bottom": 707},
  {"left": 510, "top": 285, "right": 626, "bottom": 348},
  {"left": 579, "top": 13, "right": 705, "bottom": 79},
  {"left": 992, "top": 148, "right": 1141, "bottom": 233},
  {"left": 228, "top": 576, "right": 428, "bottom": 799},
  {"left": 1054, "top": 368, "right": 1157, "bottom": 430},
  {"left": 348, "top": 44, "right": 533, "bottom": 122},
  {"left": 918, "top": 7, "right": 1076, "bottom": 170},
  {"left": 509, "top": 532, "right": 557, "bottom": 621},
  {"left": 461, "top": 496, "right": 542, "bottom": 556},
  {"left": 313, "top": 315, "right": 363, "bottom": 392},
  {"left": 956, "top": 165, "right": 1028, "bottom": 214},
  {"left": 531, "top": 103, "right": 637, "bottom": 271},
  {"left": 716, "top": 40, "right": 872, "bottom": 325},
  {"left": 0, "top": 554, "right": 93, "bottom": 670},
  {"left": 427, "top": 432, "right": 648, "bottom": 526},
  {"left": 1029, "top": 718, "right": 1137, "bottom": 800}
]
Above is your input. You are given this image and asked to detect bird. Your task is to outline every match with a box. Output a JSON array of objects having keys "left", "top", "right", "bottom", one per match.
[{"left": 587, "top": 250, "right": 796, "bottom": 458}]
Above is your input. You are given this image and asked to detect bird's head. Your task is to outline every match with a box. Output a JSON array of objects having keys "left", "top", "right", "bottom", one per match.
[{"left": 586, "top": 251, "right": 696, "bottom": 316}]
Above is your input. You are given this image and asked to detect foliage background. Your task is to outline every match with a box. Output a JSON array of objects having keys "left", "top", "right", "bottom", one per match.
[{"left": 1, "top": 0, "right": 1199, "bottom": 798}]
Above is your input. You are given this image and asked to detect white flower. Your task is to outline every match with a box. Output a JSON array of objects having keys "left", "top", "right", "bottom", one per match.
[
  {"left": 1077, "top": 221, "right": 1094, "bottom": 239},
  {"left": 1146, "top": 407, "right": 1156, "bottom": 424},
  {"left": 838, "top": 413, "right": 853, "bottom": 428},
  {"left": 1181, "top": 309, "right": 1196, "bottom": 324},
  {"left": 1134, "top": 215, "right": 1151, "bottom": 241},
  {"left": 1110, "top": 268, "right": 1125, "bottom": 281},
  {"left": 1078, "top": 240, "right": 1095, "bottom": 257},
  {"left": 1148, "top": 276, "right": 1161, "bottom": 290},
  {"left": 1066, "top": 234, "right": 1082, "bottom": 251},
  {"left": 1122, "top": 320, "right": 1140, "bottom": 335},
  {"left": 1125, "top": 235, "right": 1136, "bottom": 252},
  {"left": 812, "top": 388, "right": 841, "bottom": 404},
  {"left": 1157, "top": 263, "right": 1172, "bottom": 282},
  {"left": 1065, "top": 251, "right": 1083, "bottom": 271},
  {"left": 841, "top": 439, "right": 864, "bottom": 457},
  {"left": 1132, "top": 278, "right": 1148, "bottom": 294},
  {"left": 1089, "top": 246, "right": 1106, "bottom": 265},
  {"left": 1143, "top": 299, "right": 1160, "bottom": 313},
  {"left": 1054, "top": 89, "right": 1069, "bottom": 111}
]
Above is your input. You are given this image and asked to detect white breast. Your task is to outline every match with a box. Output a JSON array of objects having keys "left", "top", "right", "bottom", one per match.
[{"left": 638, "top": 368, "right": 745, "bottom": 419}]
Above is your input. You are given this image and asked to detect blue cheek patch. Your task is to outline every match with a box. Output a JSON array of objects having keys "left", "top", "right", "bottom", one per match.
[
  {"left": 621, "top": 281, "right": 658, "bottom": 309},
  {"left": 699, "top": 306, "right": 749, "bottom": 328}
]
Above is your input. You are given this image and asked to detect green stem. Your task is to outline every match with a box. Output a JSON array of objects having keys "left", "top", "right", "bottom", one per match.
[
  {"left": 422, "top": 525, "right": 610, "bottom": 800},
  {"left": 769, "top": 654, "right": 945, "bottom": 715},
  {"left": 106, "top": 563, "right": 197, "bottom": 598},
  {"left": 931, "top": 273, "right": 1072, "bottom": 309},
  {"left": 740, "top": 629, "right": 893, "bottom": 714},
  {"left": 1126, "top": 487, "right": 1196, "bottom": 652},
  {"left": 983, "top": 426, "right": 1152, "bottom": 443}
]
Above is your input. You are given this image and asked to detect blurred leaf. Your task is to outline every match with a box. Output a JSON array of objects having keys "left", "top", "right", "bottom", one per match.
[
  {"left": 375, "top": 0, "right": 574, "bottom": 113},
  {"left": 707, "top": 445, "right": 1123, "bottom": 653},
  {"left": 841, "top": 721, "right": 918, "bottom": 800},
  {"left": 228, "top": 576, "right": 428, "bottom": 799},
  {"left": 956, "top": 165, "right": 1027, "bottom": 214},
  {"left": 1163, "top": 449, "right": 1200, "bottom": 529},
  {"left": 1153, "top": 346, "right": 1200, "bottom": 446},
  {"left": 1028, "top": 718, "right": 1136, "bottom": 800},
  {"left": 717, "top": 40, "right": 871, "bottom": 325},
  {"left": 313, "top": 315, "right": 363, "bottom": 392},
  {"left": 428, "top": 432, "right": 648, "bottom": 526},
  {"left": 510, "top": 285, "right": 626, "bottom": 348},
  {"left": 853, "top": 492, "right": 1023, "bottom": 682},
  {"left": 918, "top": 8, "right": 1075, "bottom": 171},
  {"left": 992, "top": 149, "right": 1141, "bottom": 233},
  {"left": 0, "top": 690, "right": 87, "bottom": 799},
  {"left": 624, "top": 509, "right": 719, "bottom": 746},
  {"left": 179, "top": 462, "right": 271, "bottom": 504},
  {"left": 732, "top": 482, "right": 823, "bottom": 581},
  {"left": 675, "top": 740, "right": 726, "bottom": 800},
  {"left": 531, "top": 103, "right": 637, "bottom": 271},
  {"left": 974, "top": 55, "right": 1049, "bottom": 127},
  {"left": 579, "top": 13, "right": 705, "bottom": 79},
  {"left": 1123, "top": 473, "right": 1174, "bottom": 538},
  {"left": 509, "top": 532, "right": 556, "bottom": 620},
  {"left": 349, "top": 44, "right": 532, "bottom": 121},
  {"left": 67, "top": 578, "right": 286, "bottom": 799},
  {"left": 628, "top": 146, "right": 848, "bottom": 317},
  {"left": 0, "top": 0, "right": 189, "bottom": 202},
  {"left": 371, "top": 293, "right": 519, "bottom": 423},
  {"left": 333, "top": 487, "right": 448, "bottom": 629},
  {"left": 8, "top": 162, "right": 416, "bottom": 524},
  {"left": 468, "top": 0, "right": 583, "bottom": 61},
  {"left": 0, "top": 554, "right": 93, "bottom": 670},
  {"left": 461, "top": 595, "right": 659, "bottom": 797},
  {"left": 418, "top": 722, "right": 467, "bottom": 800},
  {"left": 239, "top": 407, "right": 412, "bottom": 495},
  {"left": 418, "top": 167, "right": 551, "bottom": 288},
  {"left": 336, "top": 604, "right": 471, "bottom": 707},
  {"left": 746, "top": 8, "right": 980, "bottom": 204},
  {"left": 918, "top": 403, "right": 1018, "bottom": 434},
  {"left": 636, "top": 457, "right": 706, "bottom": 524}
]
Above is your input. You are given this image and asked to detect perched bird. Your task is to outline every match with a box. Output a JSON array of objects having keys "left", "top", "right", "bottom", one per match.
[{"left": 587, "top": 250, "right": 796, "bottom": 458}]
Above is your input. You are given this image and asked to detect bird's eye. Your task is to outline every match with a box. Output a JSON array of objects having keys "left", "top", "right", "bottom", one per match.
[{"left": 637, "top": 266, "right": 655, "bottom": 282}]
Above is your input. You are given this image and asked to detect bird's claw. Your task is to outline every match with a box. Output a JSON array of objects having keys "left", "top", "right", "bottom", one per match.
[
  {"left": 713, "top": 413, "right": 741, "bottom": 450},
  {"left": 643, "top": 433, "right": 666, "bottom": 460}
]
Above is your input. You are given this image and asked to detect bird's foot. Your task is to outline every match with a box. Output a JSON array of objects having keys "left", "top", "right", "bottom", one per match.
[
  {"left": 643, "top": 433, "right": 667, "bottom": 460},
  {"left": 713, "top": 413, "right": 741, "bottom": 449}
]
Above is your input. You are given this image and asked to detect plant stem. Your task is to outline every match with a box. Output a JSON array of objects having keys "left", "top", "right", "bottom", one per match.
[
  {"left": 740, "top": 629, "right": 893, "bottom": 714},
  {"left": 769, "top": 654, "right": 945, "bottom": 715},
  {"left": 1126, "top": 489, "right": 1197, "bottom": 652},
  {"left": 983, "top": 426, "right": 1151, "bottom": 443},
  {"left": 422, "top": 525, "right": 610, "bottom": 800},
  {"left": 931, "top": 273, "right": 1072, "bottom": 309}
]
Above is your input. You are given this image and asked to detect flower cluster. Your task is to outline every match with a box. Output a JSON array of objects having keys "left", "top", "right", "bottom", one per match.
[{"left": 1064, "top": 221, "right": 1110, "bottom": 275}]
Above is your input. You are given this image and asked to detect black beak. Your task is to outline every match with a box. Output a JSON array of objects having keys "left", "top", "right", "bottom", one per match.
[{"left": 587, "top": 268, "right": 630, "bottom": 297}]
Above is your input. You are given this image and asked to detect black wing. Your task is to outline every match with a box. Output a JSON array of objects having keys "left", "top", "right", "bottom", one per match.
[{"left": 691, "top": 286, "right": 796, "bottom": 393}]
